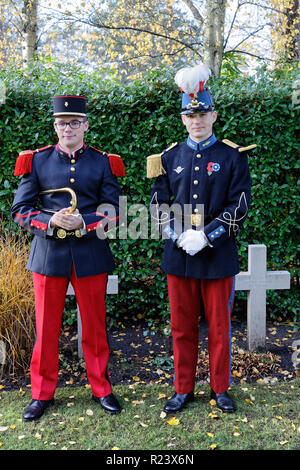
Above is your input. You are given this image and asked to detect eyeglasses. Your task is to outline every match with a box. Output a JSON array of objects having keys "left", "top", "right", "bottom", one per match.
[{"left": 55, "top": 120, "right": 86, "bottom": 130}]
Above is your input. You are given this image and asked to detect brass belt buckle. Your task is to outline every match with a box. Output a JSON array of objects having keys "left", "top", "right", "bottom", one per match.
[
  {"left": 191, "top": 214, "right": 202, "bottom": 227},
  {"left": 56, "top": 228, "right": 67, "bottom": 239},
  {"left": 56, "top": 228, "right": 82, "bottom": 239}
]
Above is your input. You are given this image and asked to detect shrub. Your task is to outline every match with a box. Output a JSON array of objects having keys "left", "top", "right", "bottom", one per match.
[
  {"left": 0, "top": 60, "right": 299, "bottom": 325},
  {"left": 0, "top": 224, "right": 35, "bottom": 375}
]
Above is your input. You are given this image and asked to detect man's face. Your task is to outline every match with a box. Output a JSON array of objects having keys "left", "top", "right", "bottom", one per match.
[
  {"left": 181, "top": 111, "right": 217, "bottom": 142},
  {"left": 54, "top": 115, "right": 89, "bottom": 152}
]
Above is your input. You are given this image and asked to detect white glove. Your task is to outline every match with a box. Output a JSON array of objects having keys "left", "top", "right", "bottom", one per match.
[{"left": 178, "top": 229, "right": 208, "bottom": 256}]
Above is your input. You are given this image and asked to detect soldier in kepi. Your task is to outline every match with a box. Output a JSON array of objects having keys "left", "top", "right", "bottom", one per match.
[
  {"left": 11, "top": 95, "right": 125, "bottom": 421},
  {"left": 147, "top": 64, "right": 255, "bottom": 413}
]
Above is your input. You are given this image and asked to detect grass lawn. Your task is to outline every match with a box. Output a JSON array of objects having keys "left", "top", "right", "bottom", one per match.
[{"left": 0, "top": 379, "right": 299, "bottom": 451}]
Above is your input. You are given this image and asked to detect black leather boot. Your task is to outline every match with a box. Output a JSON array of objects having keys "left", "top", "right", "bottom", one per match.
[
  {"left": 92, "top": 393, "right": 122, "bottom": 414},
  {"left": 164, "top": 392, "right": 194, "bottom": 413},
  {"left": 23, "top": 399, "right": 54, "bottom": 421},
  {"left": 210, "top": 390, "right": 236, "bottom": 413}
]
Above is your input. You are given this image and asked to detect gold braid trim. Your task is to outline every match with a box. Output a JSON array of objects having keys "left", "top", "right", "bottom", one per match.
[
  {"left": 222, "top": 139, "right": 256, "bottom": 153},
  {"left": 146, "top": 142, "right": 178, "bottom": 178}
]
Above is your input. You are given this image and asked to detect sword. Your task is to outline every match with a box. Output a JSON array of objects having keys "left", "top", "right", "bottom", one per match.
[{"left": 39, "top": 187, "right": 81, "bottom": 239}]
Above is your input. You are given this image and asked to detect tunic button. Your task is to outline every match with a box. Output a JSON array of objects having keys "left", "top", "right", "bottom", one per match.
[
  {"left": 194, "top": 208, "right": 199, "bottom": 213},
  {"left": 195, "top": 166, "right": 199, "bottom": 171},
  {"left": 194, "top": 180, "right": 198, "bottom": 185},
  {"left": 193, "top": 194, "right": 198, "bottom": 199},
  {"left": 70, "top": 178, "right": 75, "bottom": 183},
  {"left": 71, "top": 159, "right": 75, "bottom": 164},
  {"left": 196, "top": 153, "right": 201, "bottom": 158},
  {"left": 70, "top": 167, "right": 75, "bottom": 171}
]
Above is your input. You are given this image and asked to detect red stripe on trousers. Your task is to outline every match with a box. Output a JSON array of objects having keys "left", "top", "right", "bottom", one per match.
[
  {"left": 167, "top": 274, "right": 235, "bottom": 394},
  {"left": 31, "top": 267, "right": 112, "bottom": 400}
]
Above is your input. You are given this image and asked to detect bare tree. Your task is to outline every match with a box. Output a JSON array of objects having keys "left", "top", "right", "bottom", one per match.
[{"left": 21, "top": 0, "right": 38, "bottom": 67}]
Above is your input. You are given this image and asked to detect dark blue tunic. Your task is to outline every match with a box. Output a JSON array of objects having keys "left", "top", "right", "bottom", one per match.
[
  {"left": 11, "top": 144, "right": 122, "bottom": 278},
  {"left": 151, "top": 136, "right": 251, "bottom": 279}
]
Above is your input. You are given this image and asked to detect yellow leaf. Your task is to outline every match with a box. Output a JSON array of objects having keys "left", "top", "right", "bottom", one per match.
[
  {"left": 132, "top": 376, "right": 140, "bottom": 381},
  {"left": 210, "top": 444, "right": 217, "bottom": 450},
  {"left": 209, "top": 399, "right": 217, "bottom": 406},
  {"left": 158, "top": 393, "right": 166, "bottom": 399},
  {"left": 111, "top": 447, "right": 120, "bottom": 450},
  {"left": 207, "top": 433, "right": 214, "bottom": 438},
  {"left": 280, "top": 441, "right": 288, "bottom": 445},
  {"left": 9, "top": 425, "right": 16, "bottom": 429},
  {"left": 168, "top": 417, "right": 180, "bottom": 425}
]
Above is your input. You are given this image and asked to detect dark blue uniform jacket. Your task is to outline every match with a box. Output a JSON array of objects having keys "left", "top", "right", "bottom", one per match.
[
  {"left": 151, "top": 136, "right": 252, "bottom": 279},
  {"left": 11, "top": 144, "right": 122, "bottom": 278}
]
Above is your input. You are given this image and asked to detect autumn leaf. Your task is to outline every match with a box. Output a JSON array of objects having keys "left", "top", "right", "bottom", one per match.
[{"left": 168, "top": 417, "right": 180, "bottom": 425}]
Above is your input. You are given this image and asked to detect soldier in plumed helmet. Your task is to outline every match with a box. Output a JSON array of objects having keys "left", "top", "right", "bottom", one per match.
[
  {"left": 12, "top": 95, "right": 125, "bottom": 420},
  {"left": 147, "top": 64, "right": 255, "bottom": 413}
]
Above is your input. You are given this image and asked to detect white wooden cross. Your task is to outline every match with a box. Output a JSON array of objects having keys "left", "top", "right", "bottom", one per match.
[
  {"left": 235, "top": 244, "right": 290, "bottom": 351},
  {"left": 66, "top": 275, "right": 118, "bottom": 358}
]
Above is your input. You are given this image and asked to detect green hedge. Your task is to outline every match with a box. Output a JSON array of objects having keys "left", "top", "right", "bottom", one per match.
[{"left": 0, "top": 61, "right": 299, "bottom": 324}]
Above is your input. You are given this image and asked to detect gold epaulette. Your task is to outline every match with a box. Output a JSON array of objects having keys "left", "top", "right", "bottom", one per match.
[
  {"left": 146, "top": 142, "right": 178, "bottom": 178},
  {"left": 222, "top": 139, "right": 257, "bottom": 153}
]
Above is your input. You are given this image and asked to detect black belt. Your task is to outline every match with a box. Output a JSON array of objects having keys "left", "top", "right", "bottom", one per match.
[{"left": 53, "top": 228, "right": 83, "bottom": 239}]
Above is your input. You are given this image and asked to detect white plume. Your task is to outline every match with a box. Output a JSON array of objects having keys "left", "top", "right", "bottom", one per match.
[{"left": 175, "top": 64, "right": 211, "bottom": 95}]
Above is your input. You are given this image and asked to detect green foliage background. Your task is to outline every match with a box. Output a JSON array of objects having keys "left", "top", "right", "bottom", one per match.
[{"left": 0, "top": 61, "right": 299, "bottom": 325}]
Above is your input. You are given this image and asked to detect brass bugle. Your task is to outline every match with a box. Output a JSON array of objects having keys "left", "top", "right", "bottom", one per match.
[{"left": 39, "top": 187, "right": 77, "bottom": 214}]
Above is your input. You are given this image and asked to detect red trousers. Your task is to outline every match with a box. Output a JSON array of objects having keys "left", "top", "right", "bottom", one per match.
[
  {"left": 167, "top": 274, "right": 235, "bottom": 394},
  {"left": 31, "top": 267, "right": 112, "bottom": 400}
]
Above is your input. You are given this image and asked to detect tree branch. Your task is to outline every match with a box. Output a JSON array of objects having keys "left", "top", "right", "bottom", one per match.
[
  {"left": 230, "top": 23, "right": 271, "bottom": 50},
  {"left": 224, "top": 0, "right": 241, "bottom": 49},
  {"left": 181, "top": 0, "right": 204, "bottom": 27},
  {"left": 226, "top": 49, "right": 275, "bottom": 61}
]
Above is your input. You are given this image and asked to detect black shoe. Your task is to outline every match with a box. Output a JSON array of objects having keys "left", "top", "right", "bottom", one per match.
[
  {"left": 164, "top": 392, "right": 194, "bottom": 413},
  {"left": 23, "top": 399, "right": 54, "bottom": 421},
  {"left": 210, "top": 390, "right": 236, "bottom": 413},
  {"left": 92, "top": 393, "right": 122, "bottom": 414}
]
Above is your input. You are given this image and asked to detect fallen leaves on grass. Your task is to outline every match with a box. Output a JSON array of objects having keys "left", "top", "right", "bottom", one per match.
[
  {"left": 167, "top": 417, "right": 180, "bottom": 426},
  {"left": 196, "top": 346, "right": 282, "bottom": 383}
]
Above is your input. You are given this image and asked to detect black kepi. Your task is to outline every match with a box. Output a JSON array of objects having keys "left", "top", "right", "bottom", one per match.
[{"left": 53, "top": 95, "right": 87, "bottom": 117}]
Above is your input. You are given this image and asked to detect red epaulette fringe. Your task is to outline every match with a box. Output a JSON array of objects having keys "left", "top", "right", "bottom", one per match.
[
  {"left": 90, "top": 146, "right": 125, "bottom": 177},
  {"left": 14, "top": 145, "right": 53, "bottom": 176},
  {"left": 107, "top": 153, "right": 125, "bottom": 177},
  {"left": 14, "top": 150, "right": 35, "bottom": 176}
]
